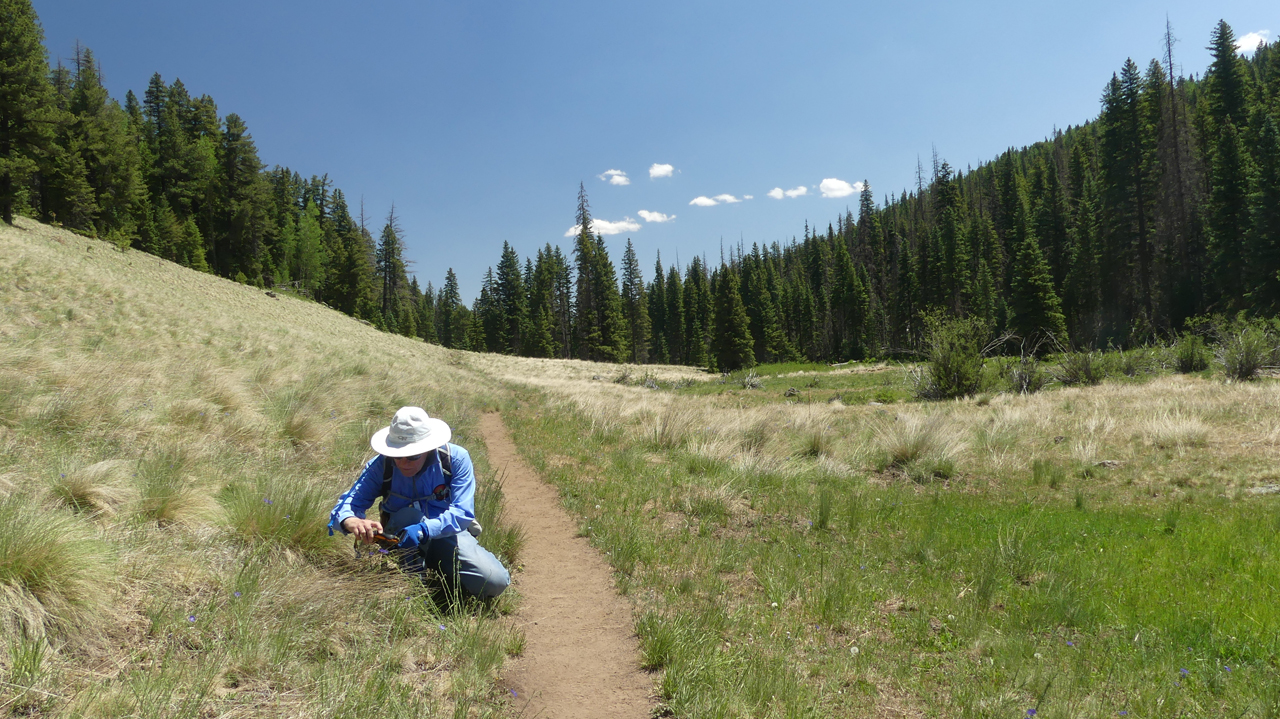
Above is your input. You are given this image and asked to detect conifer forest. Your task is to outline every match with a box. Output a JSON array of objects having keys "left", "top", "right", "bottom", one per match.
[{"left": 3, "top": 2, "right": 1279, "bottom": 370}]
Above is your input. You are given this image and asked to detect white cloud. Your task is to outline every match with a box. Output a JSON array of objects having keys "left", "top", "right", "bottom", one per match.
[
  {"left": 767, "top": 187, "right": 785, "bottom": 199},
  {"left": 820, "top": 178, "right": 865, "bottom": 198},
  {"left": 563, "top": 217, "right": 642, "bottom": 237},
  {"left": 743, "top": 195, "right": 753, "bottom": 200},
  {"left": 638, "top": 210, "right": 675, "bottom": 223},
  {"left": 649, "top": 163, "right": 674, "bottom": 179},
  {"left": 713, "top": 194, "right": 742, "bottom": 204},
  {"left": 784, "top": 186, "right": 808, "bottom": 198},
  {"left": 689, "top": 196, "right": 718, "bottom": 206},
  {"left": 1236, "top": 30, "right": 1270, "bottom": 53},
  {"left": 598, "top": 169, "right": 631, "bottom": 186}
]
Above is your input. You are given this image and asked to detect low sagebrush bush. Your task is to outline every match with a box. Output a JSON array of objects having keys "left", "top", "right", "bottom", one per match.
[
  {"left": 1174, "top": 333, "right": 1211, "bottom": 373},
  {"left": 1054, "top": 351, "right": 1106, "bottom": 386},
  {"left": 0, "top": 494, "right": 113, "bottom": 638}
]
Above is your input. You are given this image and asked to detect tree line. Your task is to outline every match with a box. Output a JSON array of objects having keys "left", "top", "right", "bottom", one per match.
[{"left": 2, "top": 3, "right": 1277, "bottom": 368}]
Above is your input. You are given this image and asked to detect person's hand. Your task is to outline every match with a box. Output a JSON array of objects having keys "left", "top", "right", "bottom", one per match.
[
  {"left": 342, "top": 516, "right": 384, "bottom": 544},
  {"left": 398, "top": 522, "right": 428, "bottom": 549}
]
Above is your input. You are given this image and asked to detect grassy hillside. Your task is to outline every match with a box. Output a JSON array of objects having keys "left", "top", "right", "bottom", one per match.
[{"left": 0, "top": 218, "right": 524, "bottom": 717}]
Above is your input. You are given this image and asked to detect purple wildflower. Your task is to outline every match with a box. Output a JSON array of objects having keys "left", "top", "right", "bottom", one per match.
[
  {"left": 187, "top": 615, "right": 196, "bottom": 622},
  {"left": 1027, "top": 710, "right": 1037, "bottom": 716},
  {"left": 1067, "top": 641, "right": 1074, "bottom": 646},
  {"left": 439, "top": 624, "right": 447, "bottom": 631},
  {"left": 510, "top": 689, "right": 518, "bottom": 698},
  {"left": 233, "top": 591, "right": 242, "bottom": 598},
  {"left": 1180, "top": 668, "right": 1188, "bottom": 675}
]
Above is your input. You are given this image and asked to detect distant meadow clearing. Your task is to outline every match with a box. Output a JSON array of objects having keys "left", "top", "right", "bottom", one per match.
[{"left": 5, "top": 219, "right": 1280, "bottom": 719}]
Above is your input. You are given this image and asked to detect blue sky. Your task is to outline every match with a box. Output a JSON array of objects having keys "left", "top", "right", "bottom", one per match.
[{"left": 33, "top": 0, "right": 1274, "bottom": 300}]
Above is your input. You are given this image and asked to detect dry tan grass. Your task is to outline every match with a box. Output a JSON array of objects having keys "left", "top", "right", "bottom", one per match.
[{"left": 1, "top": 218, "right": 514, "bottom": 715}]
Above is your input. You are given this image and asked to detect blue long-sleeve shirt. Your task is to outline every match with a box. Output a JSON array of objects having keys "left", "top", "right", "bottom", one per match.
[{"left": 328, "top": 444, "right": 476, "bottom": 540}]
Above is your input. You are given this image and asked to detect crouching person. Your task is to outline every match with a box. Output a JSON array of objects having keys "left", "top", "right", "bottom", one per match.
[{"left": 328, "top": 406, "right": 510, "bottom": 598}]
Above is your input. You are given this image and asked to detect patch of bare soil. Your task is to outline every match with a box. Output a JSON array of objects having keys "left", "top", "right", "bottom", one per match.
[{"left": 480, "top": 413, "right": 653, "bottom": 719}]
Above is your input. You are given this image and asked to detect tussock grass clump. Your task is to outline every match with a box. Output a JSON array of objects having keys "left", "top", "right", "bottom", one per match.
[
  {"left": 1143, "top": 410, "right": 1209, "bottom": 449},
  {"left": 645, "top": 403, "right": 697, "bottom": 450},
  {"left": 1004, "top": 354, "right": 1048, "bottom": 395},
  {"left": 134, "top": 449, "right": 217, "bottom": 527},
  {"left": 220, "top": 474, "right": 334, "bottom": 554},
  {"left": 474, "top": 474, "right": 525, "bottom": 567},
  {"left": 49, "top": 459, "right": 136, "bottom": 517},
  {"left": 875, "top": 414, "right": 964, "bottom": 480},
  {"left": 1217, "top": 319, "right": 1276, "bottom": 381},
  {"left": 0, "top": 495, "right": 113, "bottom": 638},
  {"left": 1031, "top": 458, "right": 1067, "bottom": 489}
]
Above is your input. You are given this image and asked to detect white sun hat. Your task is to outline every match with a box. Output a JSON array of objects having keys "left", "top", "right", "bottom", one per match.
[{"left": 370, "top": 406, "right": 452, "bottom": 457}]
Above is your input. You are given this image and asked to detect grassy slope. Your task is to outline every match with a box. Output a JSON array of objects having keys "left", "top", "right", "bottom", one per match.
[
  {"left": 0, "top": 219, "right": 521, "bottom": 717},
  {"left": 500, "top": 360, "right": 1280, "bottom": 717}
]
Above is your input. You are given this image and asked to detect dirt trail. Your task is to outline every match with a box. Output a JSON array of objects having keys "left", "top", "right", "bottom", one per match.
[{"left": 480, "top": 412, "right": 653, "bottom": 719}]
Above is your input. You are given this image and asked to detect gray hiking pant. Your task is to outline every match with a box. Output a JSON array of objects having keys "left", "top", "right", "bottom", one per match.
[{"left": 386, "top": 505, "right": 510, "bottom": 598}]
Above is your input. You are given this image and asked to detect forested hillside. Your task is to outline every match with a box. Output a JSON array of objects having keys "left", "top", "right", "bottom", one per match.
[{"left": 2, "top": 0, "right": 1277, "bottom": 368}]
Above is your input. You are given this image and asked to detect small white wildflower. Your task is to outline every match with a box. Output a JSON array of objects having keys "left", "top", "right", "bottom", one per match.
[
  {"left": 850, "top": 646, "right": 859, "bottom": 656},
  {"left": 1034, "top": 652, "right": 1043, "bottom": 659}
]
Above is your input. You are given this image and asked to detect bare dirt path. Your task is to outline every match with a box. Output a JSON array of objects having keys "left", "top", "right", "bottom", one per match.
[{"left": 479, "top": 412, "right": 654, "bottom": 719}]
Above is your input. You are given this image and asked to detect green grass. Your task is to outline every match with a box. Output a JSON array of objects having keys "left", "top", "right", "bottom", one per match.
[
  {"left": 671, "top": 361, "right": 912, "bottom": 406},
  {"left": 506, "top": 387, "right": 1280, "bottom": 718}
]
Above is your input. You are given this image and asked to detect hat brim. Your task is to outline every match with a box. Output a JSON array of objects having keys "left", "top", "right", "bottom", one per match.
[{"left": 370, "top": 418, "right": 451, "bottom": 457}]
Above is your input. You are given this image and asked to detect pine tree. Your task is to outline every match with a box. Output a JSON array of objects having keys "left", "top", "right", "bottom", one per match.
[
  {"left": 1008, "top": 206, "right": 1069, "bottom": 348},
  {"left": 295, "top": 199, "right": 326, "bottom": 296},
  {"left": 711, "top": 265, "right": 754, "bottom": 371},
  {"left": 648, "top": 253, "right": 668, "bottom": 363},
  {"left": 0, "top": 0, "right": 59, "bottom": 224},
  {"left": 1246, "top": 115, "right": 1280, "bottom": 311},
  {"left": 664, "top": 264, "right": 685, "bottom": 365},
  {"left": 619, "top": 239, "right": 650, "bottom": 363},
  {"left": 376, "top": 207, "right": 407, "bottom": 319},
  {"left": 1204, "top": 21, "right": 1251, "bottom": 131},
  {"left": 1206, "top": 119, "right": 1252, "bottom": 309},
  {"left": 683, "top": 256, "right": 712, "bottom": 366},
  {"left": 494, "top": 241, "right": 527, "bottom": 354},
  {"left": 570, "top": 184, "right": 626, "bottom": 362},
  {"left": 437, "top": 268, "right": 466, "bottom": 349},
  {"left": 418, "top": 281, "right": 438, "bottom": 343}
]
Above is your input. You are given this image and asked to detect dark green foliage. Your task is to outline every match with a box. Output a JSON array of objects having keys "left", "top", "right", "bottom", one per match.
[
  {"left": 1216, "top": 316, "right": 1276, "bottom": 381},
  {"left": 710, "top": 265, "right": 754, "bottom": 371},
  {"left": 0, "top": 0, "right": 59, "bottom": 224},
  {"left": 914, "top": 315, "right": 988, "bottom": 400},
  {"left": 1054, "top": 351, "right": 1106, "bottom": 386},
  {"left": 620, "top": 239, "right": 650, "bottom": 363},
  {"left": 1174, "top": 332, "right": 1211, "bottom": 373}
]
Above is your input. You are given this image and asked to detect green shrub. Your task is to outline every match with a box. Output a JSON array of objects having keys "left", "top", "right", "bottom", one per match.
[
  {"left": 1054, "top": 351, "right": 1106, "bottom": 386},
  {"left": 1006, "top": 355, "right": 1048, "bottom": 394},
  {"left": 1174, "top": 333, "right": 1211, "bottom": 373},
  {"left": 912, "top": 315, "right": 988, "bottom": 400}
]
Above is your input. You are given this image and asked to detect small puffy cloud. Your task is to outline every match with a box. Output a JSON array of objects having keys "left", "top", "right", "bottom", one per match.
[
  {"left": 767, "top": 187, "right": 785, "bottom": 199},
  {"left": 713, "top": 194, "right": 742, "bottom": 204},
  {"left": 743, "top": 195, "right": 753, "bottom": 200},
  {"left": 1236, "top": 30, "right": 1270, "bottom": 53},
  {"left": 638, "top": 210, "right": 675, "bottom": 223},
  {"left": 598, "top": 169, "right": 630, "bottom": 186},
  {"left": 563, "top": 217, "right": 641, "bottom": 237},
  {"left": 689, "top": 196, "right": 718, "bottom": 206},
  {"left": 784, "top": 186, "right": 808, "bottom": 198},
  {"left": 819, "top": 178, "right": 865, "bottom": 198},
  {"left": 649, "top": 163, "right": 674, "bottom": 179}
]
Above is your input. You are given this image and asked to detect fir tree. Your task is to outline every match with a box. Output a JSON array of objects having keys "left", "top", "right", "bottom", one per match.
[
  {"left": 494, "top": 241, "right": 527, "bottom": 354},
  {"left": 1008, "top": 210, "right": 1069, "bottom": 348},
  {"left": 1247, "top": 115, "right": 1280, "bottom": 311},
  {"left": 620, "top": 239, "right": 650, "bottom": 363},
  {"left": 711, "top": 265, "right": 754, "bottom": 371},
  {"left": 648, "top": 253, "right": 668, "bottom": 363},
  {"left": 664, "top": 264, "right": 685, "bottom": 365},
  {"left": 0, "top": 0, "right": 58, "bottom": 224}
]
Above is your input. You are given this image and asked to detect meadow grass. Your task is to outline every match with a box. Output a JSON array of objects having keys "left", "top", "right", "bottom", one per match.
[
  {"left": 1, "top": 219, "right": 521, "bottom": 717},
  {"left": 501, "top": 366, "right": 1280, "bottom": 718}
]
